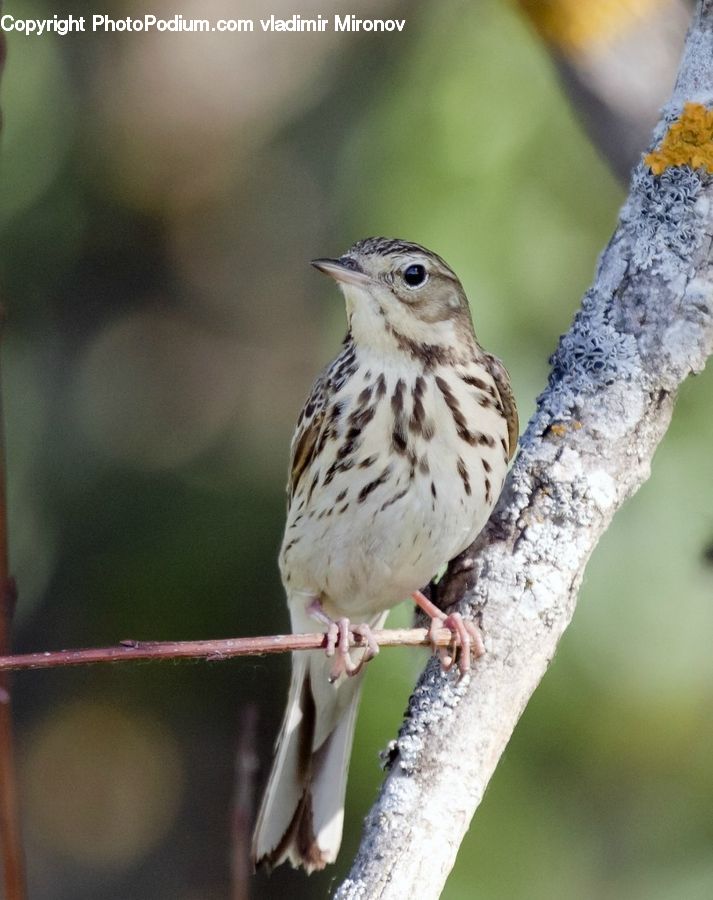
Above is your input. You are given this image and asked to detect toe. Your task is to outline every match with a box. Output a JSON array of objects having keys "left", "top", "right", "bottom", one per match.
[
  {"left": 337, "top": 618, "right": 351, "bottom": 654},
  {"left": 353, "top": 624, "right": 380, "bottom": 661},
  {"left": 431, "top": 611, "right": 485, "bottom": 677},
  {"left": 324, "top": 621, "right": 339, "bottom": 657},
  {"left": 465, "top": 620, "right": 486, "bottom": 658},
  {"left": 445, "top": 613, "right": 471, "bottom": 676}
]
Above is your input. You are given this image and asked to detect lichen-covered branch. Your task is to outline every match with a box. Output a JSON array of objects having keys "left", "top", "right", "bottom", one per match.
[{"left": 336, "top": 3, "right": 713, "bottom": 898}]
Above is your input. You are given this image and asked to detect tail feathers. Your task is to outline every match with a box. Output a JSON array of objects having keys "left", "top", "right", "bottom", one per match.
[{"left": 251, "top": 650, "right": 365, "bottom": 873}]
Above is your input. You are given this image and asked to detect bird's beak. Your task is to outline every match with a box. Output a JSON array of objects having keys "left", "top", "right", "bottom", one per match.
[{"left": 311, "top": 256, "right": 372, "bottom": 287}]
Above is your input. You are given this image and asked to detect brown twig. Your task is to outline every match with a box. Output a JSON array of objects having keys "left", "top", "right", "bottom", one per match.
[
  {"left": 231, "top": 703, "right": 258, "bottom": 900},
  {"left": 0, "top": 627, "right": 458, "bottom": 673},
  {"left": 0, "top": 307, "right": 27, "bottom": 898}
]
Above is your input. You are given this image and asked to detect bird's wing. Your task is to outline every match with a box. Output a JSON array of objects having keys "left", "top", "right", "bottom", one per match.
[
  {"left": 484, "top": 353, "right": 519, "bottom": 460},
  {"left": 287, "top": 373, "right": 329, "bottom": 502}
]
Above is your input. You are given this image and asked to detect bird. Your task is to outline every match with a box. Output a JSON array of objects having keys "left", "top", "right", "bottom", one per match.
[{"left": 251, "top": 237, "right": 518, "bottom": 873}]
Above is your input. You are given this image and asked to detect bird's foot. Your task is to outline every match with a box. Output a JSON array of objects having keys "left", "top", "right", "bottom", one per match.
[
  {"left": 411, "top": 590, "right": 485, "bottom": 678},
  {"left": 307, "top": 599, "right": 379, "bottom": 682},
  {"left": 325, "top": 619, "right": 379, "bottom": 682}
]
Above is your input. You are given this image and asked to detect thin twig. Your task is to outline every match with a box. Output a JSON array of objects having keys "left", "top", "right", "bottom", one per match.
[
  {"left": 0, "top": 306, "right": 27, "bottom": 899},
  {"left": 0, "top": 627, "right": 457, "bottom": 673},
  {"left": 231, "top": 703, "right": 258, "bottom": 900}
]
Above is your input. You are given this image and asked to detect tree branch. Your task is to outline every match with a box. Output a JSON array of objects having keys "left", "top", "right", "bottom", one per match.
[
  {"left": 336, "top": 4, "right": 713, "bottom": 898},
  {"left": 0, "top": 314, "right": 27, "bottom": 896}
]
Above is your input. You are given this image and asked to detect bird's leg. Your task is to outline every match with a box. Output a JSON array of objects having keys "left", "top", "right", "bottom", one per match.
[
  {"left": 306, "top": 599, "right": 380, "bottom": 683},
  {"left": 411, "top": 590, "right": 485, "bottom": 677}
]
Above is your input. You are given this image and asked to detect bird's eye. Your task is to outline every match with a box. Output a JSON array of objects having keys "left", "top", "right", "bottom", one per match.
[{"left": 402, "top": 264, "right": 428, "bottom": 287}]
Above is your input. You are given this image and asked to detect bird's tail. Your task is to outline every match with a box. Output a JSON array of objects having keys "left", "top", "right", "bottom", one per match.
[{"left": 252, "top": 612, "right": 386, "bottom": 872}]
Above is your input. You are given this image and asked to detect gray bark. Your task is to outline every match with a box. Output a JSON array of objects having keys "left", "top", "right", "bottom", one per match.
[{"left": 335, "top": 2, "right": 713, "bottom": 897}]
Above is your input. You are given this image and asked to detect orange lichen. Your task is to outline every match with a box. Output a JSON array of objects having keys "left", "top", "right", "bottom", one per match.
[
  {"left": 515, "top": 0, "right": 666, "bottom": 54},
  {"left": 546, "top": 421, "right": 582, "bottom": 439},
  {"left": 645, "top": 102, "right": 713, "bottom": 175}
]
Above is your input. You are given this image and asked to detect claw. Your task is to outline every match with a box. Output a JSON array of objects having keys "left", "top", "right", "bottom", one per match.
[
  {"left": 428, "top": 615, "right": 455, "bottom": 671},
  {"left": 307, "top": 599, "right": 380, "bottom": 683},
  {"left": 327, "top": 618, "right": 378, "bottom": 682},
  {"left": 348, "top": 623, "right": 379, "bottom": 677},
  {"left": 330, "top": 617, "right": 354, "bottom": 681},
  {"left": 412, "top": 590, "right": 485, "bottom": 678},
  {"left": 353, "top": 623, "right": 379, "bottom": 660}
]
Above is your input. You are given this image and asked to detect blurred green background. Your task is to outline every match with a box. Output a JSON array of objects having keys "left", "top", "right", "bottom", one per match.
[{"left": 1, "top": 0, "right": 712, "bottom": 897}]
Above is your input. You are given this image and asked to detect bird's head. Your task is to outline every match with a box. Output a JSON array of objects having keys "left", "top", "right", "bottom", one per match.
[{"left": 312, "top": 237, "right": 477, "bottom": 360}]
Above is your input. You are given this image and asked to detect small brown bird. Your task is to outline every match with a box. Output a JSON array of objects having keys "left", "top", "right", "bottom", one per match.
[{"left": 252, "top": 237, "right": 518, "bottom": 872}]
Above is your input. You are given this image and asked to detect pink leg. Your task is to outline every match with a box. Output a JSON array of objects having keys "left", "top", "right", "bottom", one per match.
[
  {"left": 411, "top": 590, "right": 485, "bottom": 677},
  {"left": 307, "top": 599, "right": 380, "bottom": 683}
]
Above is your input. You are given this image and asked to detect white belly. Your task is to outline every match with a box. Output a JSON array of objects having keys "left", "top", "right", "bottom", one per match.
[{"left": 280, "top": 359, "right": 509, "bottom": 620}]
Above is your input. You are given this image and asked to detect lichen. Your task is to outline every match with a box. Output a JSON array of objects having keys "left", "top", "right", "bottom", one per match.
[
  {"left": 540, "top": 301, "right": 640, "bottom": 424},
  {"left": 392, "top": 664, "right": 468, "bottom": 773},
  {"left": 645, "top": 102, "right": 713, "bottom": 175},
  {"left": 626, "top": 164, "right": 703, "bottom": 267},
  {"left": 555, "top": 305, "right": 639, "bottom": 380}
]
